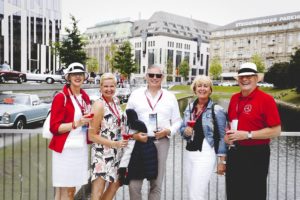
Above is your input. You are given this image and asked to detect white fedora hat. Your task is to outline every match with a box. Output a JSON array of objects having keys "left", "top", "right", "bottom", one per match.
[
  {"left": 237, "top": 62, "right": 258, "bottom": 76},
  {"left": 64, "top": 62, "right": 89, "bottom": 80}
]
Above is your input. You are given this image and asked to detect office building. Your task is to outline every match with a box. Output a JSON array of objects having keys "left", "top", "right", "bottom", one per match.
[
  {"left": 84, "top": 11, "right": 218, "bottom": 81},
  {"left": 84, "top": 19, "right": 134, "bottom": 74},
  {"left": 0, "top": 0, "right": 61, "bottom": 73}
]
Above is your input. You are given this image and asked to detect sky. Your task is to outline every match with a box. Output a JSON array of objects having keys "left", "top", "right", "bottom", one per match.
[{"left": 61, "top": 0, "right": 300, "bottom": 33}]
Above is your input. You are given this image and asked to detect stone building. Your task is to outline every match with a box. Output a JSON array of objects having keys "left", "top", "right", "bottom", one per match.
[
  {"left": 84, "top": 11, "right": 218, "bottom": 82},
  {"left": 210, "top": 11, "right": 300, "bottom": 72}
]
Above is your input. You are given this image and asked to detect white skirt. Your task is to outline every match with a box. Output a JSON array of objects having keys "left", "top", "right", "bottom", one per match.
[
  {"left": 184, "top": 139, "right": 217, "bottom": 200},
  {"left": 52, "top": 144, "right": 88, "bottom": 187}
]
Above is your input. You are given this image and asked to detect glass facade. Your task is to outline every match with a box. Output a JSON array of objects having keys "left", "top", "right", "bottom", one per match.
[{"left": 0, "top": 0, "right": 61, "bottom": 72}]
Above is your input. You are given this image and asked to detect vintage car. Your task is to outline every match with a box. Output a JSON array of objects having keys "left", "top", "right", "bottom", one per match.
[
  {"left": 85, "top": 88, "right": 101, "bottom": 103},
  {"left": 116, "top": 87, "right": 131, "bottom": 103},
  {"left": 0, "top": 93, "right": 50, "bottom": 129},
  {"left": 0, "top": 64, "right": 26, "bottom": 83},
  {"left": 25, "top": 70, "right": 65, "bottom": 84}
]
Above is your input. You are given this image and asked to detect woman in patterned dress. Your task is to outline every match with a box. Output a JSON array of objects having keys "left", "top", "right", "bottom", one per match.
[{"left": 88, "top": 73, "right": 128, "bottom": 200}]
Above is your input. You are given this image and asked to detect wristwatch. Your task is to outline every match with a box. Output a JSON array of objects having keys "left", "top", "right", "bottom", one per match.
[{"left": 247, "top": 131, "right": 252, "bottom": 139}]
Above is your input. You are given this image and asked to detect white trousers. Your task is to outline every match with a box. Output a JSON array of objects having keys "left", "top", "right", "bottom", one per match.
[{"left": 184, "top": 139, "right": 216, "bottom": 200}]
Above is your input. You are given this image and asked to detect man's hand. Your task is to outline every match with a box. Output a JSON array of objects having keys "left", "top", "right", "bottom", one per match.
[
  {"left": 154, "top": 128, "right": 170, "bottom": 139},
  {"left": 132, "top": 132, "right": 148, "bottom": 143}
]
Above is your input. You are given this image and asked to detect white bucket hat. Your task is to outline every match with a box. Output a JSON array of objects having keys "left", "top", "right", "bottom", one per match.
[
  {"left": 237, "top": 62, "right": 258, "bottom": 76},
  {"left": 64, "top": 62, "right": 89, "bottom": 80}
]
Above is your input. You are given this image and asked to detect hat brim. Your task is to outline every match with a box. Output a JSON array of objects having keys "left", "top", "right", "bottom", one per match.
[
  {"left": 237, "top": 72, "right": 257, "bottom": 76},
  {"left": 64, "top": 70, "right": 89, "bottom": 80},
  {"left": 234, "top": 73, "right": 264, "bottom": 82}
]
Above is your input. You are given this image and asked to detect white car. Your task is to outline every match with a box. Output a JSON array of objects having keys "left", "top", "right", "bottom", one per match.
[
  {"left": 85, "top": 88, "right": 101, "bottom": 103},
  {"left": 219, "top": 81, "right": 235, "bottom": 86},
  {"left": 257, "top": 82, "right": 274, "bottom": 87},
  {"left": 25, "top": 72, "right": 65, "bottom": 84}
]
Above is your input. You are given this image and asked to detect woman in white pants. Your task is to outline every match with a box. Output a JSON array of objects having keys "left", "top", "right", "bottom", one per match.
[{"left": 180, "top": 75, "right": 227, "bottom": 200}]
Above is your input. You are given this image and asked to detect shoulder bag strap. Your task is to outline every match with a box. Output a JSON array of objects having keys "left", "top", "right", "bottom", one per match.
[{"left": 212, "top": 103, "right": 220, "bottom": 154}]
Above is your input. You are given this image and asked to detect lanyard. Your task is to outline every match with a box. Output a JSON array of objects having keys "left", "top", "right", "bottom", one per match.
[
  {"left": 68, "top": 88, "right": 84, "bottom": 115},
  {"left": 193, "top": 105, "right": 206, "bottom": 121},
  {"left": 145, "top": 90, "right": 163, "bottom": 111},
  {"left": 102, "top": 95, "right": 121, "bottom": 126}
]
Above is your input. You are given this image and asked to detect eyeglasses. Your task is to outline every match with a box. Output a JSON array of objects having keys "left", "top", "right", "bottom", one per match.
[{"left": 147, "top": 73, "right": 163, "bottom": 78}]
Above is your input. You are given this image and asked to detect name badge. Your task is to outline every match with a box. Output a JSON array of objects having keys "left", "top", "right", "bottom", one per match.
[{"left": 149, "top": 113, "right": 158, "bottom": 134}]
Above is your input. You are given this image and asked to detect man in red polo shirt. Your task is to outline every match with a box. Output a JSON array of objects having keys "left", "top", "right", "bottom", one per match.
[{"left": 225, "top": 62, "right": 281, "bottom": 200}]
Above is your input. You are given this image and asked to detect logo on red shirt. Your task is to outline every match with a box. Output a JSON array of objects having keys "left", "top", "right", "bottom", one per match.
[{"left": 244, "top": 104, "right": 252, "bottom": 113}]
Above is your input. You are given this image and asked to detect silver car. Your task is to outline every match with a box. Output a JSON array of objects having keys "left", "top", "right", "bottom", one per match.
[{"left": 0, "top": 93, "right": 50, "bottom": 129}]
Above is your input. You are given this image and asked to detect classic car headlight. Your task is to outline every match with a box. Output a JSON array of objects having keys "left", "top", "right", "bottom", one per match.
[{"left": 2, "top": 112, "right": 10, "bottom": 123}]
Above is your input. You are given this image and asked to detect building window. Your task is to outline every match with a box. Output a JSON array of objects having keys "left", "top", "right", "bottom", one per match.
[
  {"left": 176, "top": 51, "right": 182, "bottom": 67},
  {"left": 148, "top": 49, "right": 154, "bottom": 66},
  {"left": 135, "top": 50, "right": 141, "bottom": 73}
]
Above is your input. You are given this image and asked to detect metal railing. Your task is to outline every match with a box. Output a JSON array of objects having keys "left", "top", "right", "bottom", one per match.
[{"left": 0, "top": 130, "right": 299, "bottom": 200}]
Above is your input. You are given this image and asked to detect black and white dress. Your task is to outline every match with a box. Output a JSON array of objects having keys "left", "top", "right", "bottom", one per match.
[{"left": 90, "top": 96, "right": 123, "bottom": 182}]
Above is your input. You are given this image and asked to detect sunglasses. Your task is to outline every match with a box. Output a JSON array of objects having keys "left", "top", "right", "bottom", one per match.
[{"left": 147, "top": 73, "right": 163, "bottom": 78}]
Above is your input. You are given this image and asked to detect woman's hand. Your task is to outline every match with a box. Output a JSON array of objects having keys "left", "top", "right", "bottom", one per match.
[
  {"left": 76, "top": 116, "right": 92, "bottom": 128},
  {"left": 217, "top": 163, "right": 226, "bottom": 175},
  {"left": 184, "top": 127, "right": 193, "bottom": 136},
  {"left": 113, "top": 140, "right": 128, "bottom": 148},
  {"left": 224, "top": 133, "right": 233, "bottom": 145}
]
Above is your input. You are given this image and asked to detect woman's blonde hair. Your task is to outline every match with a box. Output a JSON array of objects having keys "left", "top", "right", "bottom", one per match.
[
  {"left": 100, "top": 72, "right": 117, "bottom": 86},
  {"left": 191, "top": 75, "right": 213, "bottom": 93}
]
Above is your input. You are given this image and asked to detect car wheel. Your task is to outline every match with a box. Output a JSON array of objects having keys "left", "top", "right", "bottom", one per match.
[
  {"left": 46, "top": 78, "right": 54, "bottom": 84},
  {"left": 0, "top": 76, "right": 5, "bottom": 83},
  {"left": 17, "top": 76, "right": 24, "bottom": 83},
  {"left": 14, "top": 118, "right": 26, "bottom": 129}
]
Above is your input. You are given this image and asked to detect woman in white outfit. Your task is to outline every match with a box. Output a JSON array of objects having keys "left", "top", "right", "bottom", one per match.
[
  {"left": 49, "top": 63, "right": 93, "bottom": 200},
  {"left": 180, "top": 75, "right": 227, "bottom": 200}
]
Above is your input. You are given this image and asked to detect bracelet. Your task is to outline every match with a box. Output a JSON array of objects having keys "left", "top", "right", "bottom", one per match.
[
  {"left": 72, "top": 121, "right": 76, "bottom": 129},
  {"left": 219, "top": 160, "right": 226, "bottom": 165}
]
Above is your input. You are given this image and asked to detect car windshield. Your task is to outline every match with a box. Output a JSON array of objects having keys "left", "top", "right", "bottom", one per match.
[
  {"left": 0, "top": 65, "right": 10, "bottom": 71},
  {"left": 0, "top": 94, "right": 30, "bottom": 105}
]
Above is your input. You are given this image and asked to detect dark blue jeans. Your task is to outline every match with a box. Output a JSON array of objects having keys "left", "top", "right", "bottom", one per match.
[{"left": 226, "top": 144, "right": 270, "bottom": 200}]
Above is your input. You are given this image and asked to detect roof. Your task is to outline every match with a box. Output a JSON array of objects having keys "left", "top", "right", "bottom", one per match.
[
  {"left": 132, "top": 11, "right": 220, "bottom": 41},
  {"left": 213, "top": 11, "right": 300, "bottom": 31}
]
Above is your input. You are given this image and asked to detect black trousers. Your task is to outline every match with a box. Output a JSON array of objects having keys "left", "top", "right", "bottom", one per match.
[{"left": 226, "top": 144, "right": 270, "bottom": 200}]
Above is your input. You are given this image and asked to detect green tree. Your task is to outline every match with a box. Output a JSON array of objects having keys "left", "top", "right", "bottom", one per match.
[
  {"left": 264, "top": 62, "right": 290, "bottom": 89},
  {"left": 86, "top": 57, "right": 99, "bottom": 73},
  {"left": 209, "top": 56, "right": 222, "bottom": 80},
  {"left": 251, "top": 53, "right": 265, "bottom": 73},
  {"left": 178, "top": 60, "right": 189, "bottom": 81},
  {"left": 113, "top": 41, "right": 136, "bottom": 81},
  {"left": 105, "top": 43, "right": 117, "bottom": 71},
  {"left": 54, "top": 15, "right": 87, "bottom": 67},
  {"left": 166, "top": 59, "right": 173, "bottom": 82},
  {"left": 288, "top": 48, "right": 300, "bottom": 93}
]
